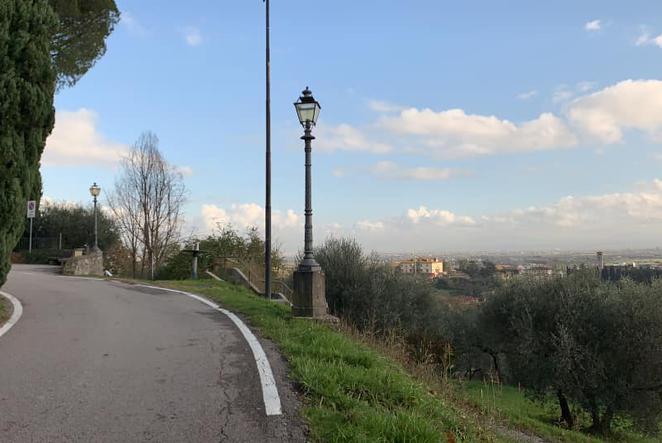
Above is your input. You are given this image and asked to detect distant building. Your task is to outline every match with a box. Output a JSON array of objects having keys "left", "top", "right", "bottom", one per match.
[
  {"left": 597, "top": 251, "right": 604, "bottom": 271},
  {"left": 397, "top": 257, "right": 444, "bottom": 277},
  {"left": 495, "top": 264, "right": 519, "bottom": 280},
  {"left": 520, "top": 265, "right": 555, "bottom": 279}
]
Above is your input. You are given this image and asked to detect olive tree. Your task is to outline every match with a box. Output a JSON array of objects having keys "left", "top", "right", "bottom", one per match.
[{"left": 478, "top": 271, "right": 662, "bottom": 434}]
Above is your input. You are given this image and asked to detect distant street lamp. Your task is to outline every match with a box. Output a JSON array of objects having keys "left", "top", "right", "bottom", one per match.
[
  {"left": 89, "top": 182, "right": 101, "bottom": 250},
  {"left": 292, "top": 87, "right": 327, "bottom": 318}
]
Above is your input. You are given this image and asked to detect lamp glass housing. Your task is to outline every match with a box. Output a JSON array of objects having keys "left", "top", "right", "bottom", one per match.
[
  {"left": 295, "top": 102, "right": 320, "bottom": 126},
  {"left": 89, "top": 183, "right": 101, "bottom": 197},
  {"left": 294, "top": 88, "right": 321, "bottom": 126}
]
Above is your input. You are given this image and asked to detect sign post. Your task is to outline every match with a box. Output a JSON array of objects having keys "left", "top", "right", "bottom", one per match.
[{"left": 27, "top": 200, "right": 36, "bottom": 253}]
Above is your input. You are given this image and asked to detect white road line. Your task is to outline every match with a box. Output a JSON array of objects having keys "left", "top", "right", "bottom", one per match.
[
  {"left": 135, "top": 284, "right": 283, "bottom": 416},
  {"left": 0, "top": 291, "right": 23, "bottom": 339}
]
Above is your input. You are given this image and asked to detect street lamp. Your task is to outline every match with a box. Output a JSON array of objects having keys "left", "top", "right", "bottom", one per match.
[
  {"left": 294, "top": 87, "right": 321, "bottom": 270},
  {"left": 294, "top": 87, "right": 321, "bottom": 129},
  {"left": 292, "top": 87, "right": 327, "bottom": 318},
  {"left": 89, "top": 182, "right": 101, "bottom": 250}
]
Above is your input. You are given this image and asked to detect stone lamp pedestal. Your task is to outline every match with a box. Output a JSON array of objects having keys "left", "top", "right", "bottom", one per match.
[{"left": 292, "top": 264, "right": 327, "bottom": 318}]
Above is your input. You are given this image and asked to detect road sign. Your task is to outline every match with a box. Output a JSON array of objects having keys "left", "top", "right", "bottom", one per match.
[{"left": 27, "top": 200, "right": 36, "bottom": 219}]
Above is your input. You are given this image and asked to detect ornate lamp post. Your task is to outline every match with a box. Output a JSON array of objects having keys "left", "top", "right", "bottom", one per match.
[
  {"left": 292, "top": 87, "right": 327, "bottom": 318},
  {"left": 89, "top": 182, "right": 101, "bottom": 250}
]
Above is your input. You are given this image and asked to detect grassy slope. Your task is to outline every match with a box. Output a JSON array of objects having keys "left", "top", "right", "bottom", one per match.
[
  {"left": 156, "top": 279, "right": 505, "bottom": 443},
  {"left": 461, "top": 381, "right": 657, "bottom": 443}
]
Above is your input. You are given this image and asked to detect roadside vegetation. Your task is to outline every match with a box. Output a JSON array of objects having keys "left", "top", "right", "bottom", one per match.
[
  {"left": 156, "top": 279, "right": 503, "bottom": 443},
  {"left": 12, "top": 200, "right": 121, "bottom": 263},
  {"left": 462, "top": 381, "right": 657, "bottom": 443},
  {"left": 141, "top": 230, "right": 662, "bottom": 442},
  {"left": 0, "top": 295, "right": 10, "bottom": 327}
]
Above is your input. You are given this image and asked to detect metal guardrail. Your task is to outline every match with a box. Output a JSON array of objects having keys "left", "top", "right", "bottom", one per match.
[{"left": 213, "top": 257, "right": 293, "bottom": 301}]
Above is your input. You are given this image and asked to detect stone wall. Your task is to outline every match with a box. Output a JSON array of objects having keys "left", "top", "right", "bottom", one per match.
[{"left": 62, "top": 250, "right": 104, "bottom": 277}]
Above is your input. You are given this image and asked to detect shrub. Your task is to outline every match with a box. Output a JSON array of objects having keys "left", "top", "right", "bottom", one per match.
[{"left": 314, "top": 237, "right": 452, "bottom": 367}]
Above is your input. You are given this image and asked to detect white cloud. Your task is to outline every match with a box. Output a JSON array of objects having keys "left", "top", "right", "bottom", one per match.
[
  {"left": 405, "top": 206, "right": 476, "bottom": 226},
  {"left": 337, "top": 180, "right": 662, "bottom": 252},
  {"left": 316, "top": 123, "right": 392, "bottom": 154},
  {"left": 635, "top": 27, "right": 662, "bottom": 47},
  {"left": 552, "top": 84, "right": 574, "bottom": 103},
  {"left": 636, "top": 31, "right": 650, "bottom": 46},
  {"left": 381, "top": 108, "right": 577, "bottom": 158},
  {"left": 192, "top": 180, "right": 662, "bottom": 253},
  {"left": 201, "top": 203, "right": 300, "bottom": 233},
  {"left": 585, "top": 20, "right": 601, "bottom": 31},
  {"left": 370, "top": 161, "right": 461, "bottom": 181},
  {"left": 568, "top": 79, "right": 662, "bottom": 143},
  {"left": 120, "top": 11, "right": 147, "bottom": 35},
  {"left": 576, "top": 81, "right": 597, "bottom": 93},
  {"left": 319, "top": 79, "right": 662, "bottom": 163},
  {"left": 175, "top": 165, "right": 194, "bottom": 177},
  {"left": 552, "top": 82, "right": 596, "bottom": 103},
  {"left": 183, "top": 27, "right": 203, "bottom": 46},
  {"left": 44, "top": 109, "right": 128, "bottom": 166},
  {"left": 368, "top": 100, "right": 404, "bottom": 113},
  {"left": 517, "top": 90, "right": 538, "bottom": 100},
  {"left": 490, "top": 180, "right": 662, "bottom": 229},
  {"left": 356, "top": 220, "right": 385, "bottom": 231}
]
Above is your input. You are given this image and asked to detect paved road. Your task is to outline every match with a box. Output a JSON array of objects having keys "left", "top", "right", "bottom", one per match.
[{"left": 0, "top": 265, "right": 307, "bottom": 442}]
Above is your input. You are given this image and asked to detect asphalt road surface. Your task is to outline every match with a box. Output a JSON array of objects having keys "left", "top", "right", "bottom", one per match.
[{"left": 0, "top": 265, "right": 307, "bottom": 442}]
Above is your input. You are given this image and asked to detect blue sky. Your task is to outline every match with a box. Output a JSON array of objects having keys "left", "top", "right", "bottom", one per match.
[{"left": 43, "top": 1, "right": 662, "bottom": 253}]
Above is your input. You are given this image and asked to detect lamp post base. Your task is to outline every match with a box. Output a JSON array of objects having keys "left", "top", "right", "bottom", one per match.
[{"left": 292, "top": 268, "right": 327, "bottom": 318}]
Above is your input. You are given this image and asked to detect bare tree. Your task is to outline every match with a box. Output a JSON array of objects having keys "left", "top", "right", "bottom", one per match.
[{"left": 107, "top": 132, "right": 186, "bottom": 278}]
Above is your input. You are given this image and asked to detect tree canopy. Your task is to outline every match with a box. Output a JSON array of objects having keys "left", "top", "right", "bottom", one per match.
[
  {"left": 23, "top": 201, "right": 120, "bottom": 251},
  {"left": 49, "top": 0, "right": 120, "bottom": 89},
  {"left": 475, "top": 271, "right": 662, "bottom": 434}
]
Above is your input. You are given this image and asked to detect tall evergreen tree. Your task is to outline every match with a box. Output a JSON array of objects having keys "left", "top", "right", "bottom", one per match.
[
  {"left": 0, "top": 0, "right": 57, "bottom": 286},
  {"left": 0, "top": 0, "right": 119, "bottom": 286}
]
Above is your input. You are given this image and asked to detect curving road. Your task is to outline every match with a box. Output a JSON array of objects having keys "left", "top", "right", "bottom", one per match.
[{"left": 0, "top": 265, "right": 307, "bottom": 442}]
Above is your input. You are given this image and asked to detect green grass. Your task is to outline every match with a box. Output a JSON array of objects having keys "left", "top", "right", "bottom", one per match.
[
  {"left": 0, "top": 294, "right": 9, "bottom": 326},
  {"left": 461, "top": 381, "right": 658, "bottom": 443},
  {"left": 154, "top": 279, "right": 504, "bottom": 443}
]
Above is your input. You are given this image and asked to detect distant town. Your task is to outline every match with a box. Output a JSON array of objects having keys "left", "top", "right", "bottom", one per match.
[
  {"left": 378, "top": 249, "right": 662, "bottom": 300},
  {"left": 387, "top": 248, "right": 662, "bottom": 275}
]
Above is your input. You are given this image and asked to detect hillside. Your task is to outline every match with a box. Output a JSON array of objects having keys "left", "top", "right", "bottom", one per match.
[{"left": 151, "top": 279, "right": 657, "bottom": 443}]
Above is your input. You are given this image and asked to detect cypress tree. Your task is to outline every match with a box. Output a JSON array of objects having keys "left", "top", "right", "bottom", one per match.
[{"left": 0, "top": 0, "right": 57, "bottom": 286}]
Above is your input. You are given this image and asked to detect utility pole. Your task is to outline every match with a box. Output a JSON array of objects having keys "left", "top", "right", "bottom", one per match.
[{"left": 264, "top": 0, "right": 272, "bottom": 300}]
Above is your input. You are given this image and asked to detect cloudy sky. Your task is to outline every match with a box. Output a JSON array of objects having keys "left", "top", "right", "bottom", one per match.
[{"left": 45, "top": 0, "right": 662, "bottom": 254}]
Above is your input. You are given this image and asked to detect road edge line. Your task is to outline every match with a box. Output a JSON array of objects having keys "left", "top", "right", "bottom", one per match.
[
  {"left": 135, "top": 284, "right": 283, "bottom": 416},
  {"left": 0, "top": 290, "right": 23, "bottom": 339}
]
